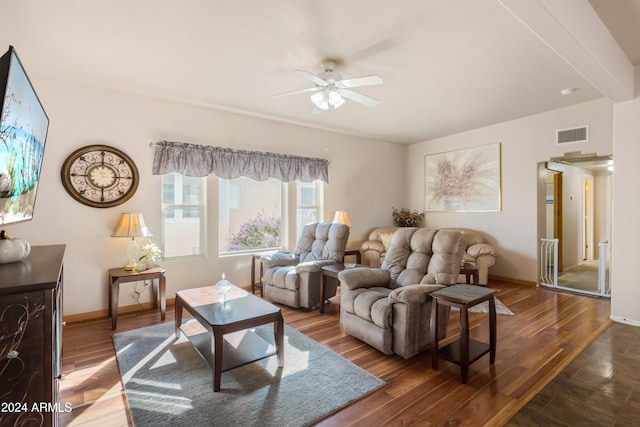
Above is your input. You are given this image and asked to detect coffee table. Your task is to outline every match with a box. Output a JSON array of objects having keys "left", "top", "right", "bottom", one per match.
[{"left": 175, "top": 284, "right": 284, "bottom": 392}]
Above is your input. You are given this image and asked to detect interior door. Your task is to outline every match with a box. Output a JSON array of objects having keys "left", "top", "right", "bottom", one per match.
[
  {"left": 553, "top": 172, "right": 563, "bottom": 272},
  {"left": 583, "top": 175, "right": 594, "bottom": 260}
]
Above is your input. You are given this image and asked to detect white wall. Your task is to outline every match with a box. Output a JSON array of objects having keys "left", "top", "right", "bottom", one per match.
[
  {"left": 5, "top": 79, "right": 405, "bottom": 316},
  {"left": 405, "top": 98, "right": 613, "bottom": 283},
  {"left": 611, "top": 68, "right": 640, "bottom": 326}
]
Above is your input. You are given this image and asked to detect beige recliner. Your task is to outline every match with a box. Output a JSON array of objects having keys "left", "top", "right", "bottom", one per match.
[
  {"left": 339, "top": 228, "right": 466, "bottom": 359},
  {"left": 261, "top": 222, "right": 349, "bottom": 309},
  {"left": 361, "top": 226, "right": 497, "bottom": 285}
]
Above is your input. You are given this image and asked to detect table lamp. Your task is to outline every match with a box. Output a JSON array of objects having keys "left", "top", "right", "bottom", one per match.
[
  {"left": 332, "top": 211, "right": 351, "bottom": 226},
  {"left": 112, "top": 212, "right": 153, "bottom": 271}
]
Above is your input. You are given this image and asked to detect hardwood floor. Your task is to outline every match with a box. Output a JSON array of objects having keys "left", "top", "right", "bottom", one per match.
[
  {"left": 59, "top": 279, "right": 612, "bottom": 426},
  {"left": 506, "top": 321, "right": 640, "bottom": 426}
]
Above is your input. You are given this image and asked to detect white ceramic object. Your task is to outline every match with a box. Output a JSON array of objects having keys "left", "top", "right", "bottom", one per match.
[{"left": 0, "top": 232, "right": 31, "bottom": 264}]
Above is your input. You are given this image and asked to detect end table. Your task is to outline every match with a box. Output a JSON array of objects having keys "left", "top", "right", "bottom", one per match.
[
  {"left": 108, "top": 266, "right": 166, "bottom": 329},
  {"left": 430, "top": 284, "right": 497, "bottom": 383},
  {"left": 319, "top": 263, "right": 364, "bottom": 313}
]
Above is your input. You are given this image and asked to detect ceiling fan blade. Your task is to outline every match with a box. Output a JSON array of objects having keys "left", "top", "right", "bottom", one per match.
[
  {"left": 340, "top": 89, "right": 379, "bottom": 108},
  {"left": 294, "top": 70, "right": 328, "bottom": 86},
  {"left": 339, "top": 75, "right": 383, "bottom": 88},
  {"left": 271, "top": 86, "right": 321, "bottom": 98}
]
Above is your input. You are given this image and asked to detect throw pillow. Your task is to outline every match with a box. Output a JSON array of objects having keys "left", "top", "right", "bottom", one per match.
[{"left": 378, "top": 231, "right": 395, "bottom": 250}]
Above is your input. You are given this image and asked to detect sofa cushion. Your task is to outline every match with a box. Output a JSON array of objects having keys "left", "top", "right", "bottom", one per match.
[
  {"left": 378, "top": 231, "right": 395, "bottom": 250},
  {"left": 382, "top": 228, "right": 465, "bottom": 286},
  {"left": 295, "top": 222, "right": 349, "bottom": 262},
  {"left": 342, "top": 287, "right": 392, "bottom": 329},
  {"left": 267, "top": 266, "right": 298, "bottom": 291}
]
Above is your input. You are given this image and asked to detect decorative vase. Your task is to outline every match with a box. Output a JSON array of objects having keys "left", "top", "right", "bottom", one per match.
[{"left": 215, "top": 273, "right": 233, "bottom": 303}]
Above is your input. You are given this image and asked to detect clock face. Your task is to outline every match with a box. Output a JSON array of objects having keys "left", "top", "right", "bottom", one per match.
[
  {"left": 88, "top": 165, "right": 117, "bottom": 188},
  {"left": 61, "top": 145, "right": 139, "bottom": 208}
]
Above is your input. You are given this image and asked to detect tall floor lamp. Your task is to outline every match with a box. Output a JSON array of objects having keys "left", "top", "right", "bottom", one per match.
[{"left": 112, "top": 212, "right": 153, "bottom": 271}]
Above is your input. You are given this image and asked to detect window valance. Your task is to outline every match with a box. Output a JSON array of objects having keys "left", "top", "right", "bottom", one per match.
[{"left": 152, "top": 141, "right": 329, "bottom": 183}]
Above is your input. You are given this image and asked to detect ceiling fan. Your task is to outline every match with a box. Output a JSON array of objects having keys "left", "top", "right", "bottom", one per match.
[{"left": 273, "top": 60, "right": 383, "bottom": 113}]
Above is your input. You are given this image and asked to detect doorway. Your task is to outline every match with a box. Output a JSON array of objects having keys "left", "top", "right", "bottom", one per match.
[{"left": 538, "top": 155, "right": 612, "bottom": 297}]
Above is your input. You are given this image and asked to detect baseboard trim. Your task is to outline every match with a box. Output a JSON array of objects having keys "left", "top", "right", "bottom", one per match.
[
  {"left": 64, "top": 298, "right": 176, "bottom": 324},
  {"left": 489, "top": 275, "right": 537, "bottom": 287},
  {"left": 63, "top": 284, "right": 256, "bottom": 324},
  {"left": 610, "top": 315, "right": 640, "bottom": 327}
]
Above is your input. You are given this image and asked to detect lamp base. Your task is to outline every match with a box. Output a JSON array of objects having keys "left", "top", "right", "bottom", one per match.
[
  {"left": 124, "top": 237, "right": 140, "bottom": 271},
  {"left": 124, "top": 262, "right": 138, "bottom": 271}
]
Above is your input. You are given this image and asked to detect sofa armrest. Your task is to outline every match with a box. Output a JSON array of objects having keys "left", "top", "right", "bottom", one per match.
[
  {"left": 360, "top": 239, "right": 385, "bottom": 253},
  {"left": 261, "top": 251, "right": 298, "bottom": 268},
  {"left": 295, "top": 259, "right": 337, "bottom": 273},
  {"left": 389, "top": 284, "right": 446, "bottom": 304},
  {"left": 467, "top": 243, "right": 498, "bottom": 258},
  {"left": 338, "top": 268, "right": 390, "bottom": 290}
]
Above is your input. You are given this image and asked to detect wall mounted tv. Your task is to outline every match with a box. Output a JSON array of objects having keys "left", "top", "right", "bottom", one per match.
[{"left": 0, "top": 45, "right": 49, "bottom": 225}]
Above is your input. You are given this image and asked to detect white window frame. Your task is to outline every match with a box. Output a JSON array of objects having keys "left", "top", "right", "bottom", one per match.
[
  {"left": 161, "top": 173, "right": 207, "bottom": 260},
  {"left": 295, "top": 180, "right": 324, "bottom": 239},
  {"left": 218, "top": 177, "right": 287, "bottom": 256}
]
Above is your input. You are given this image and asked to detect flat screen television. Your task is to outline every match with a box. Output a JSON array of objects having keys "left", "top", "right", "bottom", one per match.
[{"left": 0, "top": 46, "right": 48, "bottom": 225}]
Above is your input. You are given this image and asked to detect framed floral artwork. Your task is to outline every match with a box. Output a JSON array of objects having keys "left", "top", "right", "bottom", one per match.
[{"left": 425, "top": 143, "right": 501, "bottom": 212}]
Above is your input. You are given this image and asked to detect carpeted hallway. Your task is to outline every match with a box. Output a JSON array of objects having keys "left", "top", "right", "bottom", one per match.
[{"left": 557, "top": 260, "right": 608, "bottom": 294}]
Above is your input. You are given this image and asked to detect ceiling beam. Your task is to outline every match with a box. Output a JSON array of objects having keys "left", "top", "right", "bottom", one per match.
[{"left": 499, "top": 0, "right": 634, "bottom": 102}]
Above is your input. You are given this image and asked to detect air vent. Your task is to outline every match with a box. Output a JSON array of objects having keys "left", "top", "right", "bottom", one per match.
[{"left": 556, "top": 126, "right": 589, "bottom": 145}]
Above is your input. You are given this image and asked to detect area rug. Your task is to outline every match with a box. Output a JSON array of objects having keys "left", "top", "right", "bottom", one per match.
[
  {"left": 453, "top": 297, "right": 514, "bottom": 315},
  {"left": 113, "top": 321, "right": 384, "bottom": 427}
]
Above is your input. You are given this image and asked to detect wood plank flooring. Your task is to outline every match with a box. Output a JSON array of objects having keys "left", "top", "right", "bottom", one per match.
[
  {"left": 506, "top": 321, "right": 640, "bottom": 426},
  {"left": 59, "top": 280, "right": 612, "bottom": 426}
]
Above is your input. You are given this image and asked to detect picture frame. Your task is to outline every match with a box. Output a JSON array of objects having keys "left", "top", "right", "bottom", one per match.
[{"left": 425, "top": 143, "right": 501, "bottom": 212}]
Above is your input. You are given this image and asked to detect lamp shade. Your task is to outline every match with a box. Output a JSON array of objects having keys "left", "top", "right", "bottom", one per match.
[
  {"left": 112, "top": 212, "right": 153, "bottom": 238},
  {"left": 332, "top": 211, "right": 351, "bottom": 226}
]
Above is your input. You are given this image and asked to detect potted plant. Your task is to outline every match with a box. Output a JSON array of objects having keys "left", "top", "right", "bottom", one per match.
[
  {"left": 392, "top": 207, "right": 425, "bottom": 227},
  {"left": 138, "top": 240, "right": 161, "bottom": 270}
]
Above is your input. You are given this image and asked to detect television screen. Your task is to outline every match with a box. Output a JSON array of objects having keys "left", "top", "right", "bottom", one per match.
[{"left": 0, "top": 46, "right": 48, "bottom": 225}]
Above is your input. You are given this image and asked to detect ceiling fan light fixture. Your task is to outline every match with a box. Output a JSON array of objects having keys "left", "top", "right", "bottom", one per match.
[
  {"left": 310, "top": 91, "right": 329, "bottom": 110},
  {"left": 328, "top": 90, "right": 344, "bottom": 108},
  {"left": 278, "top": 61, "right": 382, "bottom": 112}
]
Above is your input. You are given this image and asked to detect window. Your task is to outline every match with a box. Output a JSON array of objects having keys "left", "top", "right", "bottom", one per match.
[
  {"left": 296, "top": 180, "right": 323, "bottom": 238},
  {"left": 161, "top": 173, "right": 206, "bottom": 258},
  {"left": 219, "top": 177, "right": 284, "bottom": 254}
]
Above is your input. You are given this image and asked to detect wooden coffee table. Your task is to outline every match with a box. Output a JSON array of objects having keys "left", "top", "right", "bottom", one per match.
[{"left": 175, "top": 284, "right": 284, "bottom": 392}]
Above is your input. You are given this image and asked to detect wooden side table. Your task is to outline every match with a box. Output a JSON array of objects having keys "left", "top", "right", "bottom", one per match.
[
  {"left": 430, "top": 284, "right": 496, "bottom": 383},
  {"left": 460, "top": 267, "right": 479, "bottom": 285},
  {"left": 109, "top": 266, "right": 166, "bottom": 329},
  {"left": 344, "top": 249, "right": 362, "bottom": 264},
  {"left": 250, "top": 251, "right": 276, "bottom": 296},
  {"left": 319, "top": 264, "right": 364, "bottom": 313}
]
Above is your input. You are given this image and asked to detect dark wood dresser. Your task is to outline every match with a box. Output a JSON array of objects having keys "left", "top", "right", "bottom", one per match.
[{"left": 0, "top": 245, "right": 65, "bottom": 427}]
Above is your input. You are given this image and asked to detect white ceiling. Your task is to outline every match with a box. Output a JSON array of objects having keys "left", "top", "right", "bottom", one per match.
[{"left": 2, "top": 0, "right": 638, "bottom": 144}]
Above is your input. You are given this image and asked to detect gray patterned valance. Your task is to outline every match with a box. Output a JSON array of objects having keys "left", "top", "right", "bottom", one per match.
[{"left": 151, "top": 141, "right": 329, "bottom": 183}]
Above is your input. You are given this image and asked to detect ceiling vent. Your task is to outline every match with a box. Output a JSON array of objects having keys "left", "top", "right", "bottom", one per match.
[{"left": 556, "top": 125, "right": 589, "bottom": 145}]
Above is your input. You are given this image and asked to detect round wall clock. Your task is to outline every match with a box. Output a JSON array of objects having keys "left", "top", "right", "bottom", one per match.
[{"left": 61, "top": 145, "right": 139, "bottom": 208}]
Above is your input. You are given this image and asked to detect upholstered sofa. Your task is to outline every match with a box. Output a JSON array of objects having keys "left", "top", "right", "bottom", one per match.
[
  {"left": 339, "top": 228, "right": 466, "bottom": 358},
  {"left": 261, "top": 222, "right": 349, "bottom": 309},
  {"left": 360, "top": 226, "right": 497, "bottom": 285}
]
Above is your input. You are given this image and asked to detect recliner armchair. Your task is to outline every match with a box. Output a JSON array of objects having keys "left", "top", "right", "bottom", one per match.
[
  {"left": 339, "top": 228, "right": 466, "bottom": 358},
  {"left": 261, "top": 222, "right": 349, "bottom": 309}
]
